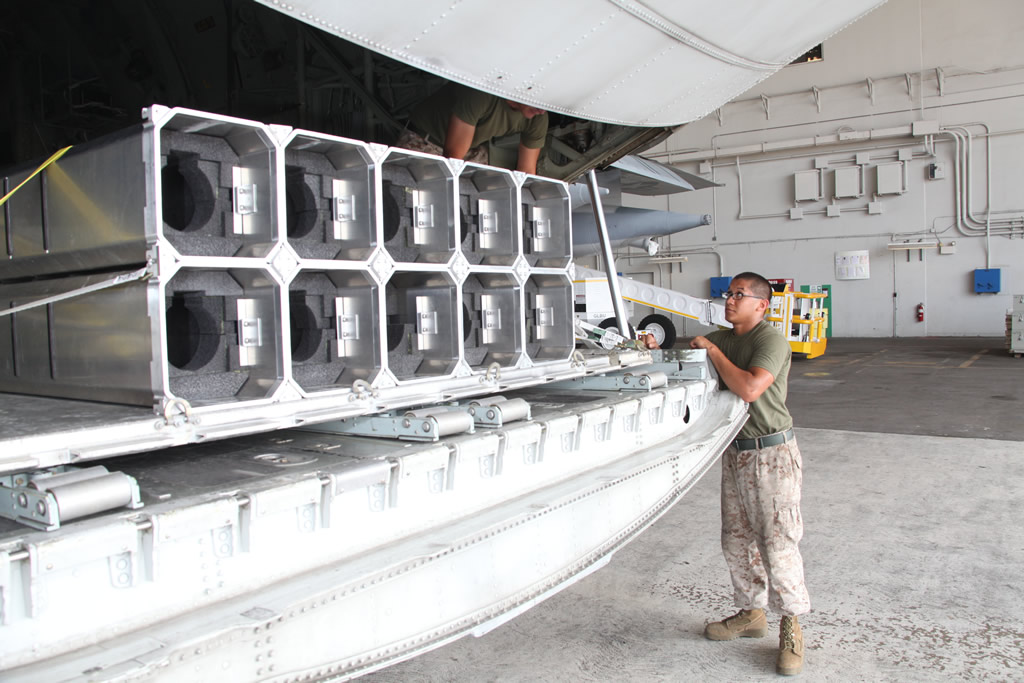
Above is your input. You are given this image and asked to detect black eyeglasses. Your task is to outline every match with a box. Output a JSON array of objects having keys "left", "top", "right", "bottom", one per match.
[{"left": 721, "top": 291, "right": 768, "bottom": 301}]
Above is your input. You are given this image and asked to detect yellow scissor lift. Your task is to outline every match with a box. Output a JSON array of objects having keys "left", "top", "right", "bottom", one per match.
[{"left": 767, "top": 287, "right": 829, "bottom": 359}]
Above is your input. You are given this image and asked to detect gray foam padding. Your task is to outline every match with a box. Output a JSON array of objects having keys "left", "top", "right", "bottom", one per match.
[
  {"left": 520, "top": 186, "right": 570, "bottom": 268},
  {"left": 524, "top": 277, "right": 573, "bottom": 361},
  {"left": 463, "top": 275, "right": 521, "bottom": 369},
  {"left": 462, "top": 276, "right": 487, "bottom": 367},
  {"left": 165, "top": 270, "right": 252, "bottom": 402},
  {"left": 381, "top": 165, "right": 454, "bottom": 264},
  {"left": 381, "top": 165, "right": 420, "bottom": 263},
  {"left": 458, "top": 177, "right": 517, "bottom": 266},
  {"left": 384, "top": 274, "right": 458, "bottom": 379},
  {"left": 160, "top": 129, "right": 271, "bottom": 258},
  {"left": 384, "top": 280, "right": 424, "bottom": 379},
  {"left": 288, "top": 272, "right": 376, "bottom": 391},
  {"left": 521, "top": 196, "right": 542, "bottom": 267},
  {"left": 285, "top": 165, "right": 325, "bottom": 251},
  {"left": 458, "top": 190, "right": 479, "bottom": 265},
  {"left": 284, "top": 151, "right": 373, "bottom": 261}
]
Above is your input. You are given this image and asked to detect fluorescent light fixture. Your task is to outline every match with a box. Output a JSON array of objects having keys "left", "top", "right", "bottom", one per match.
[{"left": 887, "top": 240, "right": 939, "bottom": 250}]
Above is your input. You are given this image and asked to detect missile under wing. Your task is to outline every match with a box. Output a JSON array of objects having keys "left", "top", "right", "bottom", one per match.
[
  {"left": 572, "top": 207, "right": 712, "bottom": 256},
  {"left": 569, "top": 153, "right": 719, "bottom": 254}
]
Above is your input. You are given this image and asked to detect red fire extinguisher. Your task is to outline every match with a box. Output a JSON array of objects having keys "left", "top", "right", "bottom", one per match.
[{"left": 917, "top": 303, "right": 925, "bottom": 322}]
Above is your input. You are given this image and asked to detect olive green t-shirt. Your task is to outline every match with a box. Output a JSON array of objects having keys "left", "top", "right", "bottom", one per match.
[
  {"left": 409, "top": 84, "right": 549, "bottom": 150},
  {"left": 707, "top": 320, "right": 793, "bottom": 439}
]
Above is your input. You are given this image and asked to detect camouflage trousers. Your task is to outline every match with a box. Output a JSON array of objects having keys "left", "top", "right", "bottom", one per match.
[
  {"left": 720, "top": 436, "right": 810, "bottom": 616},
  {"left": 393, "top": 129, "right": 489, "bottom": 165}
]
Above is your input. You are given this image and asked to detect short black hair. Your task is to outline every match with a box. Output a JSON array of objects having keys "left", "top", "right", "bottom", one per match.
[{"left": 732, "top": 272, "right": 773, "bottom": 301}]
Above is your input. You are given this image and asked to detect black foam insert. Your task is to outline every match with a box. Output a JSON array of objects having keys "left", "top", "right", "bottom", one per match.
[
  {"left": 382, "top": 180, "right": 402, "bottom": 243},
  {"left": 162, "top": 153, "right": 217, "bottom": 233},
  {"left": 462, "top": 278, "right": 487, "bottom": 368},
  {"left": 288, "top": 272, "right": 376, "bottom": 391},
  {"left": 381, "top": 164, "right": 453, "bottom": 264},
  {"left": 285, "top": 148, "right": 375, "bottom": 261},
  {"left": 165, "top": 270, "right": 253, "bottom": 402},
  {"left": 160, "top": 129, "right": 272, "bottom": 257},
  {"left": 384, "top": 283, "right": 421, "bottom": 378},
  {"left": 289, "top": 292, "right": 323, "bottom": 362},
  {"left": 166, "top": 292, "right": 221, "bottom": 370},
  {"left": 285, "top": 167, "right": 319, "bottom": 241}
]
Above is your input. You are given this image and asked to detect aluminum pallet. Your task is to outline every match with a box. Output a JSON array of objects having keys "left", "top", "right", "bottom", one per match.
[{"left": 0, "top": 361, "right": 745, "bottom": 679}]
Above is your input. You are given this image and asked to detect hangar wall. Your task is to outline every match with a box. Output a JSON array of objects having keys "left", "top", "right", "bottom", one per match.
[{"left": 620, "top": 0, "right": 1024, "bottom": 338}]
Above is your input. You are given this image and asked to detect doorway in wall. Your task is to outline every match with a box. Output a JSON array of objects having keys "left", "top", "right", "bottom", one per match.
[{"left": 892, "top": 250, "right": 928, "bottom": 337}]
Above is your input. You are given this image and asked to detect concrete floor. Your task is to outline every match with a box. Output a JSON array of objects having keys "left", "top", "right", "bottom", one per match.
[{"left": 363, "top": 338, "right": 1024, "bottom": 682}]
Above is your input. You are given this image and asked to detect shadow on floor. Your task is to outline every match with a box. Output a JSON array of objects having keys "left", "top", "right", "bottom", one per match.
[{"left": 785, "top": 337, "right": 1022, "bottom": 441}]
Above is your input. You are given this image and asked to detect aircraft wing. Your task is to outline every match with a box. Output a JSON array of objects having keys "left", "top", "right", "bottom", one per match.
[
  {"left": 610, "top": 155, "right": 723, "bottom": 195},
  {"left": 254, "top": 0, "right": 886, "bottom": 127}
]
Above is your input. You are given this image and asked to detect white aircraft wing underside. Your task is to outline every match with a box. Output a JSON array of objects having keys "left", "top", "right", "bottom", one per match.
[{"left": 255, "top": 0, "right": 885, "bottom": 126}]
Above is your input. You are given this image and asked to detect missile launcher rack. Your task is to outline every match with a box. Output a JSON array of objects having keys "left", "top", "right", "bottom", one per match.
[
  {"left": 0, "top": 104, "right": 747, "bottom": 680},
  {"left": 0, "top": 104, "right": 626, "bottom": 475}
]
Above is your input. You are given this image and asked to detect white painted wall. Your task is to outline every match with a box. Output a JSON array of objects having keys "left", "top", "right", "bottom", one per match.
[{"left": 615, "top": 0, "right": 1024, "bottom": 338}]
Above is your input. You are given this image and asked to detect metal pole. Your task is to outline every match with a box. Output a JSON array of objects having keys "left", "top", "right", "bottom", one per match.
[{"left": 585, "top": 169, "right": 630, "bottom": 336}]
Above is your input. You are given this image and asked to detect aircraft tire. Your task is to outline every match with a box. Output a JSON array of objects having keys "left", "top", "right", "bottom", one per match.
[{"left": 638, "top": 313, "right": 676, "bottom": 348}]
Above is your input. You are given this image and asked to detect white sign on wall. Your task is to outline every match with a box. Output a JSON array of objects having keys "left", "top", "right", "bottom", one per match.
[{"left": 835, "top": 250, "right": 870, "bottom": 280}]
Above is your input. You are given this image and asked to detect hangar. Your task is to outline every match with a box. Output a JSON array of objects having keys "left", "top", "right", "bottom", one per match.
[{"left": 0, "top": 0, "right": 1021, "bottom": 680}]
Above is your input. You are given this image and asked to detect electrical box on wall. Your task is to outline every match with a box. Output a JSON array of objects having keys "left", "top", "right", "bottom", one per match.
[
  {"left": 710, "top": 276, "right": 732, "bottom": 299},
  {"left": 834, "top": 166, "right": 862, "bottom": 198},
  {"left": 794, "top": 170, "right": 822, "bottom": 202},
  {"left": 876, "top": 162, "right": 906, "bottom": 195},
  {"left": 974, "top": 268, "right": 1001, "bottom": 294}
]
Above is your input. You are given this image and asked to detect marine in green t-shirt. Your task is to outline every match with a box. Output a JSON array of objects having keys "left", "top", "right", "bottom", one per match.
[
  {"left": 688, "top": 272, "right": 793, "bottom": 439},
  {"left": 706, "top": 320, "right": 792, "bottom": 439},
  {"left": 639, "top": 272, "right": 794, "bottom": 437},
  {"left": 685, "top": 272, "right": 809, "bottom": 676},
  {"left": 403, "top": 83, "right": 548, "bottom": 174}
]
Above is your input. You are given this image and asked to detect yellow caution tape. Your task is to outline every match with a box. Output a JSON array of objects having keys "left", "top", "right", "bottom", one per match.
[{"left": 0, "top": 146, "right": 72, "bottom": 207}]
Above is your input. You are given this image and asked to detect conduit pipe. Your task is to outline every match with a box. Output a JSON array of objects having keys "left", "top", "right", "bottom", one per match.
[
  {"left": 667, "top": 125, "right": 918, "bottom": 163},
  {"left": 948, "top": 124, "right": 992, "bottom": 228},
  {"left": 939, "top": 129, "right": 1004, "bottom": 244},
  {"left": 935, "top": 126, "right": 1024, "bottom": 236},
  {"left": 620, "top": 248, "right": 725, "bottom": 277},
  {"left": 942, "top": 124, "right": 999, "bottom": 268},
  {"left": 715, "top": 121, "right": 1023, "bottom": 245}
]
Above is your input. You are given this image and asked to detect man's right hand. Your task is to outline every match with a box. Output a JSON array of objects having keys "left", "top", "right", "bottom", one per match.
[{"left": 689, "top": 335, "right": 713, "bottom": 350}]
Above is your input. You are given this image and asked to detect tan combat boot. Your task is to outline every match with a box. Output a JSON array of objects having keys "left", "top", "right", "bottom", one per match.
[
  {"left": 776, "top": 615, "right": 804, "bottom": 675},
  {"left": 703, "top": 608, "right": 768, "bottom": 641}
]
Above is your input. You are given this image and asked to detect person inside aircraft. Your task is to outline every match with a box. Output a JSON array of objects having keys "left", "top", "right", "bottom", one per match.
[{"left": 396, "top": 82, "right": 548, "bottom": 174}]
